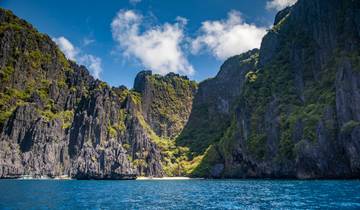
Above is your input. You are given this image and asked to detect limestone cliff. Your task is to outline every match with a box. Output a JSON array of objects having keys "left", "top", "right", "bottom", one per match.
[
  {"left": 185, "top": 0, "right": 360, "bottom": 179},
  {"left": 1, "top": 0, "right": 360, "bottom": 180},
  {"left": 0, "top": 8, "right": 196, "bottom": 178}
]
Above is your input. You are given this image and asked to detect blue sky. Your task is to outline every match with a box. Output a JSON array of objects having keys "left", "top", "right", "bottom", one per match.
[{"left": 1, "top": 0, "right": 296, "bottom": 88}]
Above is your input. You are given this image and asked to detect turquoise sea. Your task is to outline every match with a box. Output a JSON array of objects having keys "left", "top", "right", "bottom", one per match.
[{"left": 0, "top": 179, "right": 360, "bottom": 209}]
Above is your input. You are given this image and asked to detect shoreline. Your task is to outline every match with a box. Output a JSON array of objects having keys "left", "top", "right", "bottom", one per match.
[
  {"left": 136, "top": 176, "right": 203, "bottom": 180},
  {"left": 1, "top": 175, "right": 359, "bottom": 181}
]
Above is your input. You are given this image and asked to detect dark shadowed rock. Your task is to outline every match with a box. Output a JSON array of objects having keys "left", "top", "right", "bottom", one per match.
[
  {"left": 1, "top": 0, "right": 360, "bottom": 180},
  {"left": 186, "top": 0, "right": 360, "bottom": 179},
  {"left": 0, "top": 8, "right": 194, "bottom": 179}
]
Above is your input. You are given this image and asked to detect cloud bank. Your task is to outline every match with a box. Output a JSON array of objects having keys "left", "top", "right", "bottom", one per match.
[
  {"left": 78, "top": 55, "right": 102, "bottom": 79},
  {"left": 191, "top": 11, "right": 267, "bottom": 60},
  {"left": 52, "top": 37, "right": 78, "bottom": 60},
  {"left": 53, "top": 36, "right": 103, "bottom": 79},
  {"left": 111, "top": 10, "right": 194, "bottom": 75},
  {"left": 266, "top": 0, "right": 297, "bottom": 11}
]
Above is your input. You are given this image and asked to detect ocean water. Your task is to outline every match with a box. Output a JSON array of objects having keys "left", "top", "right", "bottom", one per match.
[{"left": 0, "top": 180, "right": 360, "bottom": 209}]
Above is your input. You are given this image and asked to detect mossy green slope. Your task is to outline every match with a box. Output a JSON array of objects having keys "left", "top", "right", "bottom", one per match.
[
  {"left": 185, "top": 0, "right": 360, "bottom": 178},
  {"left": 0, "top": 8, "right": 198, "bottom": 178}
]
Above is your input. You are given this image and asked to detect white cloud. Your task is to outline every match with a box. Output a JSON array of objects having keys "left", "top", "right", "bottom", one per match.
[
  {"left": 266, "top": 0, "right": 297, "bottom": 11},
  {"left": 53, "top": 36, "right": 103, "bottom": 79},
  {"left": 52, "top": 36, "right": 78, "bottom": 60},
  {"left": 191, "top": 11, "right": 267, "bottom": 60},
  {"left": 111, "top": 10, "right": 194, "bottom": 76},
  {"left": 175, "top": 16, "right": 188, "bottom": 26},
  {"left": 78, "top": 55, "right": 102, "bottom": 79},
  {"left": 82, "top": 37, "right": 95, "bottom": 47}
]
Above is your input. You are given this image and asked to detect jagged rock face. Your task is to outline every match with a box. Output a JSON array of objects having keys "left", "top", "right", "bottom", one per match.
[
  {"left": 188, "top": 0, "right": 360, "bottom": 179},
  {"left": 0, "top": 9, "right": 196, "bottom": 178},
  {"left": 177, "top": 50, "right": 259, "bottom": 154},
  {"left": 134, "top": 71, "right": 197, "bottom": 138},
  {"left": 1, "top": 0, "right": 360, "bottom": 180}
]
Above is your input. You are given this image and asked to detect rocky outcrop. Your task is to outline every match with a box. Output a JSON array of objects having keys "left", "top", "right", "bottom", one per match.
[
  {"left": 0, "top": 8, "right": 195, "bottom": 179},
  {"left": 1, "top": 0, "right": 360, "bottom": 180},
  {"left": 134, "top": 71, "right": 197, "bottom": 138},
  {"left": 177, "top": 50, "right": 259, "bottom": 154},
  {"left": 186, "top": 0, "right": 360, "bottom": 179}
]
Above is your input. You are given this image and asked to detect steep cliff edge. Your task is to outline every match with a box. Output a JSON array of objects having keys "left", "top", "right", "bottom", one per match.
[
  {"left": 0, "top": 8, "right": 196, "bottom": 178},
  {"left": 182, "top": 0, "right": 360, "bottom": 178},
  {"left": 134, "top": 71, "right": 197, "bottom": 139},
  {"left": 1, "top": 0, "right": 360, "bottom": 180},
  {"left": 177, "top": 50, "right": 259, "bottom": 155}
]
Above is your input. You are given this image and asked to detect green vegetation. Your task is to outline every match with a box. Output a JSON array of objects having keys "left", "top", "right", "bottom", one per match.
[
  {"left": 0, "top": 9, "right": 34, "bottom": 32},
  {"left": 59, "top": 110, "right": 74, "bottom": 129},
  {"left": 278, "top": 122, "right": 295, "bottom": 160},
  {"left": 108, "top": 111, "right": 128, "bottom": 138},
  {"left": 129, "top": 91, "right": 142, "bottom": 105},
  {"left": 70, "top": 87, "right": 77, "bottom": 93},
  {"left": 191, "top": 145, "right": 221, "bottom": 177},
  {"left": 3, "top": 4, "right": 360, "bottom": 179},
  {"left": 191, "top": 20, "right": 342, "bottom": 172},
  {"left": 57, "top": 77, "right": 66, "bottom": 89},
  {"left": 0, "top": 87, "right": 31, "bottom": 126},
  {"left": 40, "top": 109, "right": 74, "bottom": 128},
  {"left": 0, "top": 7, "right": 201, "bottom": 177},
  {"left": 176, "top": 104, "right": 230, "bottom": 155},
  {"left": 237, "top": 22, "right": 337, "bottom": 162},
  {"left": 133, "top": 159, "right": 147, "bottom": 172},
  {"left": 120, "top": 74, "right": 198, "bottom": 176},
  {"left": 0, "top": 66, "right": 14, "bottom": 82},
  {"left": 191, "top": 117, "right": 238, "bottom": 177},
  {"left": 99, "top": 81, "right": 108, "bottom": 89},
  {"left": 217, "top": 118, "right": 238, "bottom": 159},
  {"left": 56, "top": 49, "right": 70, "bottom": 70},
  {"left": 272, "top": 13, "right": 290, "bottom": 32},
  {"left": 0, "top": 107, "right": 16, "bottom": 125},
  {"left": 28, "top": 50, "right": 41, "bottom": 69},
  {"left": 247, "top": 134, "right": 267, "bottom": 160},
  {"left": 135, "top": 102, "right": 201, "bottom": 176},
  {"left": 143, "top": 73, "right": 197, "bottom": 138},
  {"left": 23, "top": 49, "right": 52, "bottom": 71},
  {"left": 108, "top": 126, "right": 117, "bottom": 138},
  {"left": 122, "top": 143, "right": 131, "bottom": 151},
  {"left": 0, "top": 8, "right": 75, "bottom": 126},
  {"left": 177, "top": 51, "right": 260, "bottom": 156},
  {"left": 0, "top": 22, "right": 23, "bottom": 32},
  {"left": 341, "top": 120, "right": 360, "bottom": 135},
  {"left": 245, "top": 71, "right": 258, "bottom": 83}
]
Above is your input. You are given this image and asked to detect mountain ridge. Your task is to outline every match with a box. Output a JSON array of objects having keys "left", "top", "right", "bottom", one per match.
[
  {"left": 185, "top": 0, "right": 360, "bottom": 179},
  {"left": 0, "top": 8, "right": 198, "bottom": 178},
  {"left": 1, "top": 0, "right": 360, "bottom": 179}
]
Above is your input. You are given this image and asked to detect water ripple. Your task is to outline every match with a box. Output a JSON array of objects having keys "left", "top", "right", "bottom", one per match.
[{"left": 0, "top": 179, "right": 360, "bottom": 209}]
